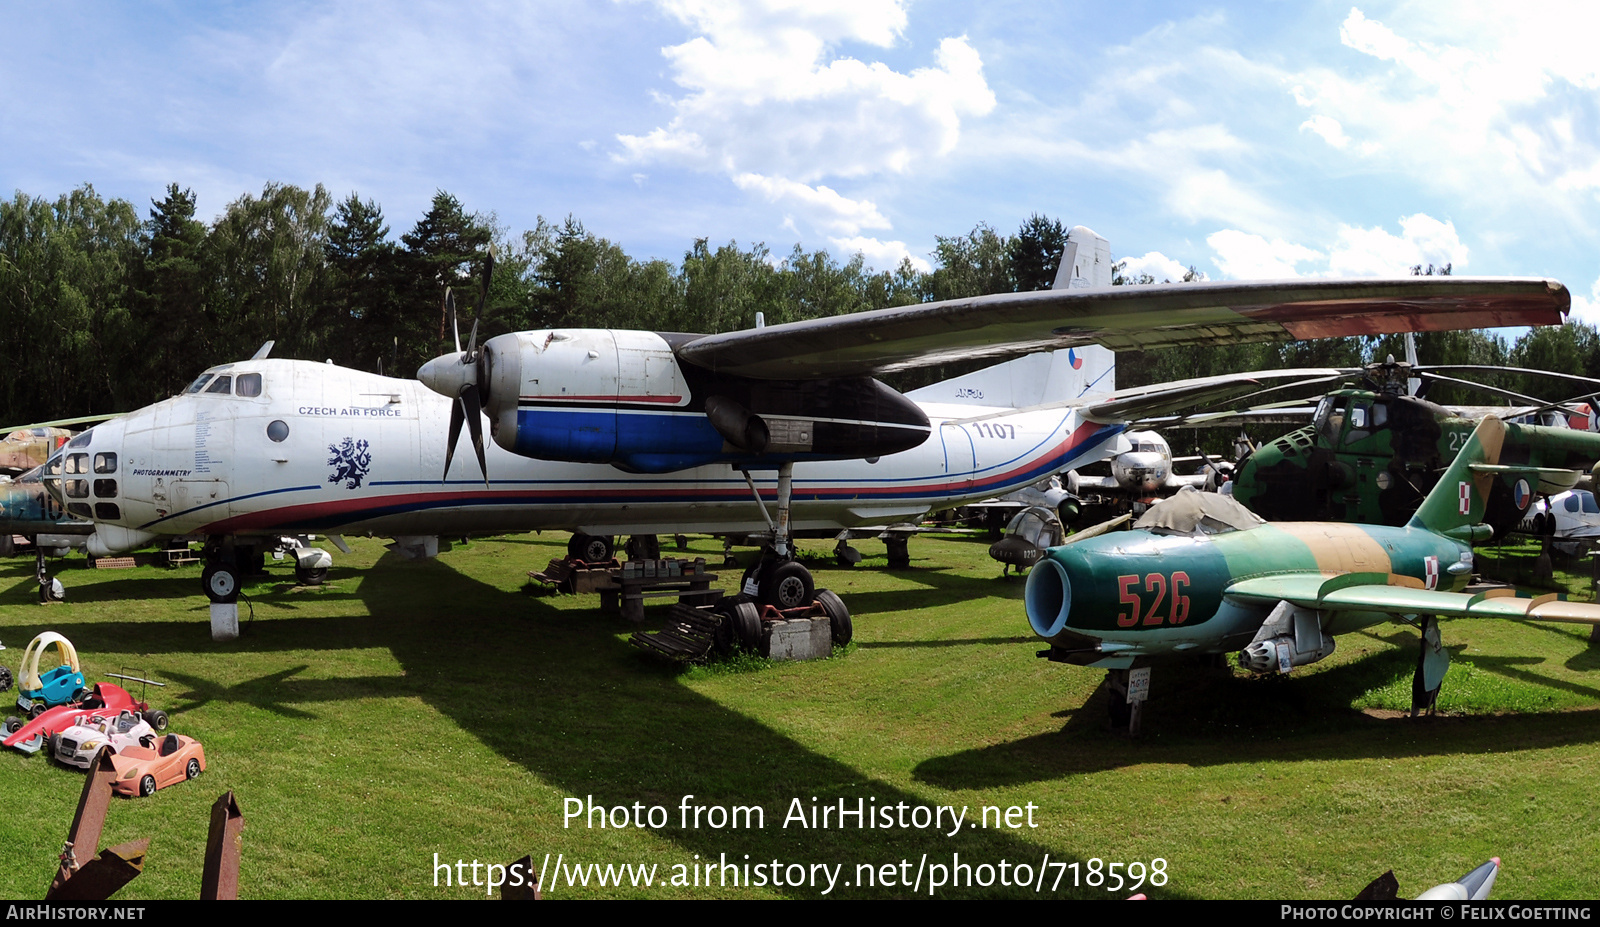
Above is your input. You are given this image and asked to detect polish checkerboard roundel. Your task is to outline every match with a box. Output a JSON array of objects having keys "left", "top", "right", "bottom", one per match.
[{"left": 1458, "top": 481, "right": 1472, "bottom": 515}]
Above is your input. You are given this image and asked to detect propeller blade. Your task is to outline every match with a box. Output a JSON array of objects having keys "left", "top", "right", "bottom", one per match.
[
  {"left": 463, "top": 387, "right": 489, "bottom": 487},
  {"left": 478, "top": 249, "right": 495, "bottom": 317},
  {"left": 444, "top": 397, "right": 465, "bottom": 482},
  {"left": 466, "top": 317, "right": 480, "bottom": 362}
]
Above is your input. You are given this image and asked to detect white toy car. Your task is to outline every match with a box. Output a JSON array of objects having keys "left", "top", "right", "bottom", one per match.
[{"left": 51, "top": 709, "right": 158, "bottom": 770}]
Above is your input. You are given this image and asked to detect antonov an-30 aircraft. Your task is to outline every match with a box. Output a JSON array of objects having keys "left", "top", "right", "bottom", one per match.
[{"left": 38, "top": 227, "right": 1571, "bottom": 616}]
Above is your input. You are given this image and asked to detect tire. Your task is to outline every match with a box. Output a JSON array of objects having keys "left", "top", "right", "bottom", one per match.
[
  {"left": 147, "top": 710, "right": 169, "bottom": 732},
  {"left": 27, "top": 702, "right": 46, "bottom": 720},
  {"left": 568, "top": 533, "right": 613, "bottom": 564},
  {"left": 47, "top": 733, "right": 59, "bottom": 759},
  {"left": 815, "top": 589, "right": 852, "bottom": 646},
  {"left": 712, "top": 600, "right": 762, "bottom": 654},
  {"left": 202, "top": 563, "right": 240, "bottom": 604},
  {"left": 295, "top": 565, "right": 329, "bottom": 585},
  {"left": 3, "top": 716, "right": 20, "bottom": 735},
  {"left": 139, "top": 774, "right": 156, "bottom": 797},
  {"left": 186, "top": 758, "right": 201, "bottom": 780},
  {"left": 761, "top": 561, "right": 814, "bottom": 611},
  {"left": 729, "top": 600, "right": 761, "bottom": 651}
]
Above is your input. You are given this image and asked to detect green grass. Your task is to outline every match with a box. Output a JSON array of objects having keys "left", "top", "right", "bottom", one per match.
[{"left": 1, "top": 532, "right": 1598, "bottom": 899}]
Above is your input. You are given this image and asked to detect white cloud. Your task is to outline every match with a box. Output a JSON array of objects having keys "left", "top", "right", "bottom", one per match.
[
  {"left": 1209, "top": 213, "right": 1467, "bottom": 279},
  {"left": 1207, "top": 229, "right": 1323, "bottom": 279},
  {"left": 1292, "top": 5, "right": 1600, "bottom": 225},
  {"left": 1569, "top": 276, "right": 1600, "bottom": 328},
  {"left": 829, "top": 235, "right": 930, "bottom": 273},
  {"left": 731, "top": 172, "right": 889, "bottom": 235},
  {"left": 1299, "top": 115, "right": 1349, "bottom": 149},
  {"left": 616, "top": 0, "right": 994, "bottom": 251},
  {"left": 1117, "top": 251, "right": 1193, "bottom": 283},
  {"left": 618, "top": 2, "right": 993, "bottom": 181}
]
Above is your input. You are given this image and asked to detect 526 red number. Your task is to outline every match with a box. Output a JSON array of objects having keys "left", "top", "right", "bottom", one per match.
[{"left": 1116, "top": 572, "right": 1191, "bottom": 628}]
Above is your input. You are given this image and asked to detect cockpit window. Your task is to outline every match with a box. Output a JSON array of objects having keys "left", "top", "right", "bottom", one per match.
[
  {"left": 68, "top": 430, "right": 92, "bottom": 448},
  {"left": 205, "top": 376, "right": 233, "bottom": 395},
  {"left": 236, "top": 372, "right": 263, "bottom": 397},
  {"left": 186, "top": 373, "right": 215, "bottom": 393},
  {"left": 94, "top": 452, "right": 116, "bottom": 474}
]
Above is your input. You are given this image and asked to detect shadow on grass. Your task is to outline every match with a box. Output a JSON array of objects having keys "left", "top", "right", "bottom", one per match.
[{"left": 37, "top": 554, "right": 1149, "bottom": 899}]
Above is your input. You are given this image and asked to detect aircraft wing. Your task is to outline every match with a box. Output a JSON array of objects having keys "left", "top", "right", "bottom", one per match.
[
  {"left": 1224, "top": 572, "right": 1600, "bottom": 625},
  {"left": 673, "top": 277, "right": 1569, "bottom": 379}
]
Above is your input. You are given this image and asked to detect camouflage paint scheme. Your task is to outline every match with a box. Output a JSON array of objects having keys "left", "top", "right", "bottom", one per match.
[
  {"left": 1027, "top": 416, "right": 1600, "bottom": 670},
  {"left": 0, "top": 465, "right": 93, "bottom": 547},
  {"left": 0, "top": 428, "right": 70, "bottom": 475},
  {"left": 1232, "top": 389, "right": 1600, "bottom": 534}
]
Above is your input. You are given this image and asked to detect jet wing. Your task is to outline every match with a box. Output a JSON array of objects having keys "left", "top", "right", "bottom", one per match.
[
  {"left": 1224, "top": 572, "right": 1600, "bottom": 625},
  {"left": 673, "top": 277, "right": 1569, "bottom": 379}
]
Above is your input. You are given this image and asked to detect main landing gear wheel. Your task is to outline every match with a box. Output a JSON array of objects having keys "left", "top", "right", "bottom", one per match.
[
  {"left": 815, "top": 588, "right": 851, "bottom": 646},
  {"left": 568, "top": 533, "right": 614, "bottom": 564},
  {"left": 202, "top": 563, "right": 240, "bottom": 604},
  {"left": 295, "top": 565, "right": 329, "bottom": 586},
  {"left": 760, "top": 561, "right": 815, "bottom": 611},
  {"left": 713, "top": 599, "right": 762, "bottom": 653}
]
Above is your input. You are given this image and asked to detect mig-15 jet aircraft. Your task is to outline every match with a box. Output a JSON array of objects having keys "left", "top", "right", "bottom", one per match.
[
  {"left": 1026, "top": 415, "right": 1600, "bottom": 731},
  {"left": 37, "top": 226, "right": 1572, "bottom": 626}
]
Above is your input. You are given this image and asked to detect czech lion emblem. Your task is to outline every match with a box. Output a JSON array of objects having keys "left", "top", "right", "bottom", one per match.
[{"left": 328, "top": 437, "right": 373, "bottom": 489}]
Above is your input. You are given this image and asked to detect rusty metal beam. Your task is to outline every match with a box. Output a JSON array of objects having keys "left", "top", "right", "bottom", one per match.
[
  {"left": 200, "top": 791, "right": 244, "bottom": 900},
  {"left": 48, "top": 840, "right": 148, "bottom": 901},
  {"left": 47, "top": 746, "right": 117, "bottom": 897}
]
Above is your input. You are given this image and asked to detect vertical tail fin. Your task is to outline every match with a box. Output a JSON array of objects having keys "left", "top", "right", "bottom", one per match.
[
  {"left": 1408, "top": 416, "right": 1504, "bottom": 539},
  {"left": 910, "top": 226, "right": 1116, "bottom": 407}
]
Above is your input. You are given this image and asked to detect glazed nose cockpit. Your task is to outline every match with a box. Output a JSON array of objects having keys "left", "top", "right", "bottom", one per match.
[{"left": 41, "top": 428, "right": 123, "bottom": 524}]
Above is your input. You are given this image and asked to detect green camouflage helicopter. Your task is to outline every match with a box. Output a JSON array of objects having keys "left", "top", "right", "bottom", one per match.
[{"left": 1228, "top": 357, "right": 1600, "bottom": 537}]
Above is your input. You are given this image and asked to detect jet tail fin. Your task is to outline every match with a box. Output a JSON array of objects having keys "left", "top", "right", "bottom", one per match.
[{"left": 1408, "top": 416, "right": 1503, "bottom": 540}]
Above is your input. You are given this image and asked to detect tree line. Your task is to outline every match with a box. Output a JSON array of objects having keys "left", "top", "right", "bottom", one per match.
[{"left": 2, "top": 182, "right": 1595, "bottom": 426}]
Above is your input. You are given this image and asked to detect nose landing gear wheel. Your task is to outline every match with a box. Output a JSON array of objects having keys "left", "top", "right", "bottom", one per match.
[
  {"left": 202, "top": 563, "right": 240, "bottom": 604},
  {"left": 761, "top": 561, "right": 815, "bottom": 611}
]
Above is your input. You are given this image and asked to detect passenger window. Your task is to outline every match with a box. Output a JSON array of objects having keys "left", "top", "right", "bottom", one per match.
[
  {"left": 236, "top": 373, "right": 262, "bottom": 397},
  {"left": 206, "top": 376, "right": 233, "bottom": 394},
  {"left": 1584, "top": 493, "right": 1599, "bottom": 515},
  {"left": 94, "top": 452, "right": 117, "bottom": 474}
]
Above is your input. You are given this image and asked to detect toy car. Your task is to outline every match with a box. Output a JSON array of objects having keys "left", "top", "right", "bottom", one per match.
[
  {"left": 110, "top": 734, "right": 205, "bottom": 797},
  {"left": 14, "top": 632, "right": 86, "bottom": 717},
  {"left": 51, "top": 709, "right": 158, "bottom": 769},
  {"left": 3, "top": 683, "right": 166, "bottom": 754}
]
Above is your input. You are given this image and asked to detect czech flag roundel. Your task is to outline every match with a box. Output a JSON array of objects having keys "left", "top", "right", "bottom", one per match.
[{"left": 1513, "top": 478, "right": 1532, "bottom": 512}]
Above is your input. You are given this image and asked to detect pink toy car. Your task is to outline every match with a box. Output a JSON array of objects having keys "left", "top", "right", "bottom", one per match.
[{"left": 109, "top": 733, "right": 205, "bottom": 797}]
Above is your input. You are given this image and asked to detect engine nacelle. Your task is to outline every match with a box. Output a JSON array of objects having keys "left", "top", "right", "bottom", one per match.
[{"left": 478, "top": 329, "right": 930, "bottom": 473}]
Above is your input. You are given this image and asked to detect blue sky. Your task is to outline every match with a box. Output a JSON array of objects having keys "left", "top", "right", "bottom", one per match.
[{"left": 5, "top": 1, "right": 1599, "bottom": 321}]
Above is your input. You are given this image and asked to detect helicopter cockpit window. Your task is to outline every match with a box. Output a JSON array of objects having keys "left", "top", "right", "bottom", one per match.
[
  {"left": 1343, "top": 404, "right": 1371, "bottom": 445},
  {"left": 1582, "top": 491, "right": 1599, "bottom": 515},
  {"left": 186, "top": 373, "right": 215, "bottom": 393},
  {"left": 1370, "top": 402, "right": 1388, "bottom": 429},
  {"left": 1315, "top": 396, "right": 1347, "bottom": 443},
  {"left": 236, "top": 372, "right": 263, "bottom": 397},
  {"left": 205, "top": 376, "right": 233, "bottom": 395}
]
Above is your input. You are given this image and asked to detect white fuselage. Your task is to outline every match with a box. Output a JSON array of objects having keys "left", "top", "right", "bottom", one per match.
[{"left": 64, "top": 359, "right": 1124, "bottom": 555}]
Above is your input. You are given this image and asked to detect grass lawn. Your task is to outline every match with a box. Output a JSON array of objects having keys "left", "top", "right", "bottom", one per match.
[{"left": 0, "top": 531, "right": 1596, "bottom": 899}]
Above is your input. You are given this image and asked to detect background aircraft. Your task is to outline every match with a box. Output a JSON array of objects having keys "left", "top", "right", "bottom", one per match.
[
  {"left": 37, "top": 227, "right": 1572, "bottom": 621},
  {"left": 1025, "top": 416, "right": 1600, "bottom": 732},
  {"left": 1065, "top": 429, "right": 1222, "bottom": 519}
]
